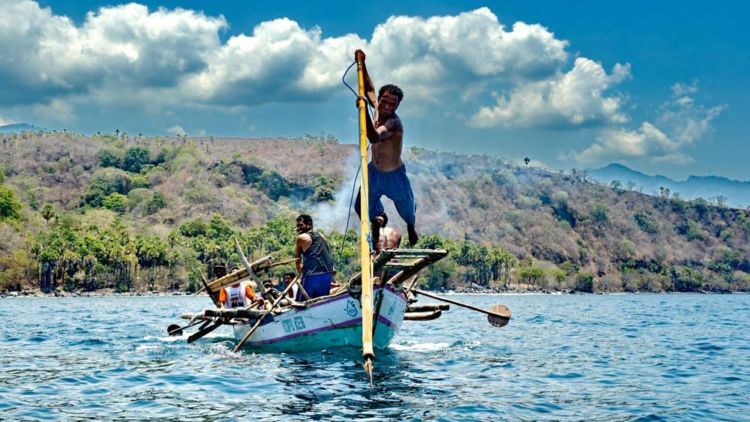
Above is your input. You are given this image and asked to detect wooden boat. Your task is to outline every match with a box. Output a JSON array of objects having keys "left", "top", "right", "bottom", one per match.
[
  {"left": 176, "top": 249, "right": 452, "bottom": 353},
  {"left": 232, "top": 283, "right": 406, "bottom": 353}
]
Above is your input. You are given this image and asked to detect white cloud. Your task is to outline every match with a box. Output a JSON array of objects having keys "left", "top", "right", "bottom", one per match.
[
  {"left": 574, "top": 122, "right": 674, "bottom": 163},
  {"left": 470, "top": 58, "right": 631, "bottom": 128},
  {"left": 367, "top": 9, "right": 568, "bottom": 99},
  {"left": 658, "top": 82, "right": 725, "bottom": 145},
  {"left": 0, "top": 2, "right": 634, "bottom": 134},
  {"left": 573, "top": 81, "right": 725, "bottom": 165},
  {"left": 671, "top": 80, "right": 699, "bottom": 96},
  {"left": 167, "top": 125, "right": 186, "bottom": 136},
  {"left": 652, "top": 153, "right": 694, "bottom": 165},
  {"left": 0, "top": 1, "right": 225, "bottom": 106},
  {"left": 184, "top": 19, "right": 364, "bottom": 105},
  {"left": 0, "top": 4, "right": 571, "bottom": 104}
]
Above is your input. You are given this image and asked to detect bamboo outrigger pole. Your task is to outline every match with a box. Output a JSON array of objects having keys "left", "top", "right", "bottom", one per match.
[{"left": 355, "top": 51, "right": 375, "bottom": 382}]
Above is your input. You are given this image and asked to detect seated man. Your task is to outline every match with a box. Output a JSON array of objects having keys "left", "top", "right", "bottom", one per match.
[
  {"left": 281, "top": 272, "right": 298, "bottom": 299},
  {"left": 218, "top": 280, "right": 259, "bottom": 309},
  {"left": 294, "top": 214, "right": 334, "bottom": 300}
]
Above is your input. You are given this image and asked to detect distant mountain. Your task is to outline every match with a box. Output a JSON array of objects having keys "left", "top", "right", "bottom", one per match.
[
  {"left": 0, "top": 123, "right": 44, "bottom": 134},
  {"left": 589, "top": 163, "right": 750, "bottom": 208}
]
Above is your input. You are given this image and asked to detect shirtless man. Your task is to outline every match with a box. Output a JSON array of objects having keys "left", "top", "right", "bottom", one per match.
[
  {"left": 353, "top": 49, "right": 419, "bottom": 247},
  {"left": 374, "top": 212, "right": 401, "bottom": 255}
]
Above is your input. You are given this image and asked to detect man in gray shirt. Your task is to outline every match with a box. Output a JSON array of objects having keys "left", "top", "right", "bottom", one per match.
[{"left": 294, "top": 214, "right": 334, "bottom": 299}]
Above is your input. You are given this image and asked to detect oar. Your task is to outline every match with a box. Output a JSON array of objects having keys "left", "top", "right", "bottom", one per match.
[
  {"left": 232, "top": 274, "right": 301, "bottom": 353},
  {"left": 167, "top": 318, "right": 206, "bottom": 336},
  {"left": 187, "top": 320, "right": 223, "bottom": 344},
  {"left": 413, "top": 289, "right": 511, "bottom": 328}
]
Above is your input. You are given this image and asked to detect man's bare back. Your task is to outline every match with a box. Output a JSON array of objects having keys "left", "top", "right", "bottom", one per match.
[{"left": 373, "top": 213, "right": 401, "bottom": 254}]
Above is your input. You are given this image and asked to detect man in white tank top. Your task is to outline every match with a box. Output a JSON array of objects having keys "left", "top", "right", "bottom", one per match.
[{"left": 219, "top": 281, "right": 258, "bottom": 308}]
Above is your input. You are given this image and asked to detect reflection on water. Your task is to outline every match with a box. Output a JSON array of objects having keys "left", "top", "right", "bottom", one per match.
[{"left": 0, "top": 294, "right": 749, "bottom": 420}]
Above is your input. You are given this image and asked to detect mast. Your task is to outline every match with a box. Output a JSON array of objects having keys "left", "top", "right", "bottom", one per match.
[{"left": 355, "top": 52, "right": 375, "bottom": 380}]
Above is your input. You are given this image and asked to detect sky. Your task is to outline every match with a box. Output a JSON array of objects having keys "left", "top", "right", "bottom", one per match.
[{"left": 1, "top": 0, "right": 748, "bottom": 180}]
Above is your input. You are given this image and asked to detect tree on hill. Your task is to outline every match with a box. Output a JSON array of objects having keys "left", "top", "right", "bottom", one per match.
[
  {"left": 122, "top": 146, "right": 150, "bottom": 173},
  {"left": 0, "top": 185, "right": 22, "bottom": 221}
]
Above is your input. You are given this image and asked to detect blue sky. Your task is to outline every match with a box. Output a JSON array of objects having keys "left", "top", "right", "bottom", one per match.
[{"left": 2, "top": 0, "right": 748, "bottom": 180}]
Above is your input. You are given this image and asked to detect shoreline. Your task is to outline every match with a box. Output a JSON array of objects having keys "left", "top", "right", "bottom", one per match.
[{"left": 1, "top": 286, "right": 742, "bottom": 298}]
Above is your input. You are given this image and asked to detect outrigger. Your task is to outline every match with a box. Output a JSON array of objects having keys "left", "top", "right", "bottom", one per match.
[{"left": 168, "top": 53, "right": 512, "bottom": 382}]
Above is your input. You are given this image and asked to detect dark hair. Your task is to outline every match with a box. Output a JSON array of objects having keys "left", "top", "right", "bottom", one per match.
[
  {"left": 296, "top": 214, "right": 313, "bottom": 227},
  {"left": 376, "top": 211, "right": 388, "bottom": 226},
  {"left": 378, "top": 84, "right": 403, "bottom": 105},
  {"left": 283, "top": 272, "right": 295, "bottom": 279}
]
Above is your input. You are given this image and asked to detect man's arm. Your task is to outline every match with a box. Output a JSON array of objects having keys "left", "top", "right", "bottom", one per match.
[
  {"left": 218, "top": 288, "right": 226, "bottom": 308},
  {"left": 245, "top": 285, "right": 255, "bottom": 301},
  {"left": 295, "top": 234, "right": 311, "bottom": 273},
  {"left": 366, "top": 113, "right": 401, "bottom": 144}
]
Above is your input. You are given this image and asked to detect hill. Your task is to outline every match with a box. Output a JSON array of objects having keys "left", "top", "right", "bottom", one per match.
[
  {"left": 0, "top": 123, "right": 45, "bottom": 134},
  {"left": 589, "top": 163, "right": 750, "bottom": 208},
  {"left": 0, "top": 131, "right": 748, "bottom": 294}
]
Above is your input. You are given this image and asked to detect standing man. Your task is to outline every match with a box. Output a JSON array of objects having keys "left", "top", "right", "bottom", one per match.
[
  {"left": 294, "top": 214, "right": 334, "bottom": 299},
  {"left": 353, "top": 49, "right": 419, "bottom": 247}
]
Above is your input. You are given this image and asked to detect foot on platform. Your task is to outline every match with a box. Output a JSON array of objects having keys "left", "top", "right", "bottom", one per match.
[{"left": 407, "top": 224, "right": 419, "bottom": 246}]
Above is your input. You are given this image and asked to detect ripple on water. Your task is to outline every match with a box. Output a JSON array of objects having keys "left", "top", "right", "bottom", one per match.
[{"left": 68, "top": 338, "right": 109, "bottom": 347}]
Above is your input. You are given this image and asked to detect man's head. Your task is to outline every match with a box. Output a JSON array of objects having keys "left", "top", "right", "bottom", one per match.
[
  {"left": 375, "top": 211, "right": 388, "bottom": 227},
  {"left": 283, "top": 272, "right": 295, "bottom": 283},
  {"left": 296, "top": 214, "right": 313, "bottom": 234},
  {"left": 213, "top": 264, "right": 227, "bottom": 278},
  {"left": 378, "top": 84, "right": 403, "bottom": 119}
]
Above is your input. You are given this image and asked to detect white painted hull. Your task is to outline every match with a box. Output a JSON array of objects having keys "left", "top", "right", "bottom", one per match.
[{"left": 232, "top": 285, "right": 407, "bottom": 352}]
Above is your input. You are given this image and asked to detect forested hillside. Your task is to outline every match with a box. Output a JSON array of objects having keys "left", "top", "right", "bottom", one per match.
[{"left": 1, "top": 131, "right": 748, "bottom": 294}]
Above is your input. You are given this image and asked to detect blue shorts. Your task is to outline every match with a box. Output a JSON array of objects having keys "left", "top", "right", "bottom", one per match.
[
  {"left": 300, "top": 272, "right": 333, "bottom": 300},
  {"left": 358, "top": 163, "right": 416, "bottom": 225}
]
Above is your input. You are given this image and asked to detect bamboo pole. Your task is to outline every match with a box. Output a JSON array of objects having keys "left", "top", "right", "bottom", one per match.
[
  {"left": 355, "top": 51, "right": 375, "bottom": 376},
  {"left": 235, "top": 239, "right": 268, "bottom": 296}
]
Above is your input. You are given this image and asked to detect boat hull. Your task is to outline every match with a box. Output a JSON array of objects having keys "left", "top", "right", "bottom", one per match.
[{"left": 232, "top": 286, "right": 407, "bottom": 353}]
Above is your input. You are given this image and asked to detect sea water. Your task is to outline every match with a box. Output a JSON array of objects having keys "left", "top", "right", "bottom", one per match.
[{"left": 0, "top": 294, "right": 748, "bottom": 420}]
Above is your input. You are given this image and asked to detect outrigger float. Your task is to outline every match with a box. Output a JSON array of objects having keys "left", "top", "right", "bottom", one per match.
[{"left": 168, "top": 52, "right": 512, "bottom": 381}]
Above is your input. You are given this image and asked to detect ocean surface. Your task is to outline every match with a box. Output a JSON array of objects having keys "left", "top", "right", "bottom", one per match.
[{"left": 1, "top": 293, "right": 748, "bottom": 421}]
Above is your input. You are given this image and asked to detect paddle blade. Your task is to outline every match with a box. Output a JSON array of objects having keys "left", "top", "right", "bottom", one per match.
[
  {"left": 187, "top": 321, "right": 222, "bottom": 343},
  {"left": 167, "top": 324, "right": 183, "bottom": 336},
  {"left": 488, "top": 304, "right": 511, "bottom": 328}
]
